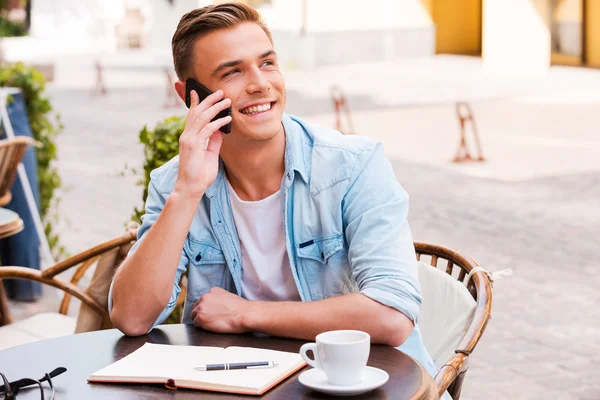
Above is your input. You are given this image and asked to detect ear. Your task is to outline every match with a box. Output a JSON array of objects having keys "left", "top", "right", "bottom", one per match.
[{"left": 174, "top": 80, "right": 186, "bottom": 102}]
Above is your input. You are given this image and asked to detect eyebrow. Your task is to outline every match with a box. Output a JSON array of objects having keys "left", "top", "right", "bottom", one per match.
[{"left": 211, "top": 49, "right": 277, "bottom": 77}]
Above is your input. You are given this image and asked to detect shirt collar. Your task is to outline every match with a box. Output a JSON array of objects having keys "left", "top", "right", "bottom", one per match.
[
  {"left": 205, "top": 113, "right": 309, "bottom": 199},
  {"left": 282, "top": 113, "right": 310, "bottom": 184}
]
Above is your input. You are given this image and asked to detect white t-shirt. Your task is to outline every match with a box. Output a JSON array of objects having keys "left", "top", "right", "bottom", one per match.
[{"left": 226, "top": 180, "right": 301, "bottom": 302}]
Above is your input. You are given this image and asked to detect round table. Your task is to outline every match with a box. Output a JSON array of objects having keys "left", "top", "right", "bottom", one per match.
[
  {"left": 0, "top": 207, "right": 24, "bottom": 325},
  {"left": 0, "top": 207, "right": 23, "bottom": 239},
  {"left": 0, "top": 324, "right": 438, "bottom": 399}
]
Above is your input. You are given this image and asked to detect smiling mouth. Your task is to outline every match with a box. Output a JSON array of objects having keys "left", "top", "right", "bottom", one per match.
[{"left": 239, "top": 101, "right": 275, "bottom": 115}]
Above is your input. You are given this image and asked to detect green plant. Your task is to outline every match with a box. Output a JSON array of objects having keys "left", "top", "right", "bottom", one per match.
[
  {"left": 0, "top": 0, "right": 27, "bottom": 37},
  {"left": 133, "top": 115, "right": 186, "bottom": 324},
  {"left": 0, "top": 62, "right": 65, "bottom": 258},
  {"left": 133, "top": 115, "right": 186, "bottom": 221},
  {"left": 0, "top": 17, "right": 25, "bottom": 37}
]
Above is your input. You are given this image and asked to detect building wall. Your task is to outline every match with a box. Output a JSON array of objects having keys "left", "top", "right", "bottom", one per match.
[
  {"left": 0, "top": 0, "right": 126, "bottom": 62},
  {"left": 3, "top": 0, "right": 434, "bottom": 66},
  {"left": 550, "top": 0, "right": 582, "bottom": 57},
  {"left": 144, "top": 0, "right": 202, "bottom": 54},
  {"left": 7, "top": 0, "right": 600, "bottom": 72},
  {"left": 261, "top": 0, "right": 435, "bottom": 68},
  {"left": 29, "top": 0, "right": 124, "bottom": 53},
  {"left": 145, "top": 0, "right": 436, "bottom": 68},
  {"left": 482, "top": 0, "right": 551, "bottom": 74}
]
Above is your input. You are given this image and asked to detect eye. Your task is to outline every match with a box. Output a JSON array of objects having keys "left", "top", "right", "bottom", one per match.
[
  {"left": 261, "top": 59, "right": 276, "bottom": 67},
  {"left": 222, "top": 69, "right": 240, "bottom": 78}
]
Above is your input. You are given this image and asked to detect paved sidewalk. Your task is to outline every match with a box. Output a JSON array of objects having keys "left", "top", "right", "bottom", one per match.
[{"left": 7, "top": 54, "right": 600, "bottom": 399}]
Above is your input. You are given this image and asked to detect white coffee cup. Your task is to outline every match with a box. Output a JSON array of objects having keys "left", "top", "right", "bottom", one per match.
[{"left": 299, "top": 330, "right": 370, "bottom": 386}]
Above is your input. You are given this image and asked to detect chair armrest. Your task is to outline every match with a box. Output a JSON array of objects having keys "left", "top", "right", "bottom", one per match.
[
  {"left": 0, "top": 283, "right": 12, "bottom": 326},
  {"left": 0, "top": 266, "right": 104, "bottom": 316},
  {"left": 435, "top": 353, "right": 469, "bottom": 397},
  {"left": 456, "top": 307, "right": 491, "bottom": 355}
]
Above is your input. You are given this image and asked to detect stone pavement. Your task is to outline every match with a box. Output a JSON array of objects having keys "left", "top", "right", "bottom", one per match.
[{"left": 7, "top": 53, "right": 600, "bottom": 399}]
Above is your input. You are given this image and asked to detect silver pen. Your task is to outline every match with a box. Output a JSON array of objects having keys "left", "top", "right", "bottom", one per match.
[{"left": 194, "top": 361, "right": 279, "bottom": 371}]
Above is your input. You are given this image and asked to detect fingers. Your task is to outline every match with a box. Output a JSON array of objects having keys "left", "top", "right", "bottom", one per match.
[
  {"left": 188, "top": 97, "right": 231, "bottom": 135},
  {"left": 195, "top": 115, "right": 232, "bottom": 142},
  {"left": 190, "top": 89, "right": 199, "bottom": 108},
  {"left": 192, "top": 312, "right": 202, "bottom": 328},
  {"left": 191, "top": 305, "right": 207, "bottom": 329},
  {"left": 190, "top": 301, "right": 201, "bottom": 322},
  {"left": 186, "top": 89, "right": 225, "bottom": 126},
  {"left": 206, "top": 130, "right": 224, "bottom": 154},
  {"left": 184, "top": 90, "right": 200, "bottom": 125}
]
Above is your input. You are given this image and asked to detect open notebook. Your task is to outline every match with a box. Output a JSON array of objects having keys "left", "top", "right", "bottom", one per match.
[{"left": 88, "top": 343, "right": 307, "bottom": 395}]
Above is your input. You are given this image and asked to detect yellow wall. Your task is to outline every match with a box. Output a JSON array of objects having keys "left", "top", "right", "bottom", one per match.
[
  {"left": 432, "top": 0, "right": 481, "bottom": 55},
  {"left": 585, "top": 0, "right": 600, "bottom": 67}
]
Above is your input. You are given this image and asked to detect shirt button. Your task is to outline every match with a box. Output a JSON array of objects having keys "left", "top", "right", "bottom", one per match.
[
  {"left": 321, "top": 252, "right": 324, "bottom": 259},
  {"left": 195, "top": 254, "right": 202, "bottom": 262}
]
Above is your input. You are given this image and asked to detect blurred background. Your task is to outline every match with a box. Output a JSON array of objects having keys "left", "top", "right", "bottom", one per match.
[{"left": 0, "top": 1, "right": 599, "bottom": 399}]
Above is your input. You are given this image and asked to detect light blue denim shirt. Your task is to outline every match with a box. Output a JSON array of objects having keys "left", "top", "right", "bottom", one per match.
[{"left": 108, "top": 113, "right": 437, "bottom": 377}]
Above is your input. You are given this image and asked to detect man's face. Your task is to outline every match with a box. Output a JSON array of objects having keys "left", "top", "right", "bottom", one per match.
[{"left": 190, "top": 22, "right": 285, "bottom": 142}]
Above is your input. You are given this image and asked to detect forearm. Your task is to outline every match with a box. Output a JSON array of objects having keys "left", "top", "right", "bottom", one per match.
[
  {"left": 111, "top": 190, "right": 200, "bottom": 335},
  {"left": 243, "top": 294, "right": 414, "bottom": 347}
]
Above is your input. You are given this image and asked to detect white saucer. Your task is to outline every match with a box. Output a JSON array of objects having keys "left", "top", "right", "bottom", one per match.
[{"left": 298, "top": 366, "right": 389, "bottom": 396}]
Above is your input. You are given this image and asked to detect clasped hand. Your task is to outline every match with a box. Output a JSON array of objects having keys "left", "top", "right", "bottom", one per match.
[{"left": 190, "top": 287, "right": 250, "bottom": 333}]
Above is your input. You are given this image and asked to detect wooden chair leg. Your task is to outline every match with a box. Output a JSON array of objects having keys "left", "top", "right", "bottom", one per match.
[
  {"left": 0, "top": 280, "right": 13, "bottom": 326},
  {"left": 448, "top": 368, "right": 468, "bottom": 400}
]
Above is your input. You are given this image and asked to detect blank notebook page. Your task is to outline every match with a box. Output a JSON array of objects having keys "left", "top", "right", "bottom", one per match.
[{"left": 89, "top": 343, "right": 305, "bottom": 392}]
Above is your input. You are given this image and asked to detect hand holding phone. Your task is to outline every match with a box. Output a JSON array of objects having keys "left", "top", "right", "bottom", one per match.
[
  {"left": 174, "top": 84, "right": 231, "bottom": 200},
  {"left": 185, "top": 78, "right": 232, "bottom": 134}
]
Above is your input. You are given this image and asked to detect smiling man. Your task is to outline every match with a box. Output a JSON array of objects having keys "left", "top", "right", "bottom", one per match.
[{"left": 109, "top": 2, "right": 437, "bottom": 378}]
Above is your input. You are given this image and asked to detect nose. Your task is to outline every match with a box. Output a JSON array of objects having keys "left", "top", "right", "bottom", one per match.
[{"left": 245, "top": 66, "right": 270, "bottom": 94}]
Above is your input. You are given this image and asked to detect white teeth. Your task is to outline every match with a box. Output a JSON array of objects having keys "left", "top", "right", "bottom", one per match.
[{"left": 241, "top": 103, "right": 271, "bottom": 115}]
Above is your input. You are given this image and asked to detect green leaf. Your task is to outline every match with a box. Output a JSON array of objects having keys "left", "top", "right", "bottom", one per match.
[{"left": 0, "top": 63, "right": 65, "bottom": 259}]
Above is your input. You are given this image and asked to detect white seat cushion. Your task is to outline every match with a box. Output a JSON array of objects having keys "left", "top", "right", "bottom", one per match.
[
  {"left": 0, "top": 312, "right": 76, "bottom": 351},
  {"left": 417, "top": 261, "right": 477, "bottom": 369}
]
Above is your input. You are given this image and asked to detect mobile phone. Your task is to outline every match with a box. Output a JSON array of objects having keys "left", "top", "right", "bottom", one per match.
[{"left": 185, "top": 78, "right": 232, "bottom": 134}]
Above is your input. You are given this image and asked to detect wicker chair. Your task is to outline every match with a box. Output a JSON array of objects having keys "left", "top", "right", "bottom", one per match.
[
  {"left": 414, "top": 242, "right": 493, "bottom": 400},
  {"left": 0, "top": 231, "right": 137, "bottom": 349},
  {"left": 0, "top": 137, "right": 37, "bottom": 207}
]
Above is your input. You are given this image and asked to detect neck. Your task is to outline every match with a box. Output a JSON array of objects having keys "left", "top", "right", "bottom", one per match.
[{"left": 220, "top": 125, "right": 286, "bottom": 201}]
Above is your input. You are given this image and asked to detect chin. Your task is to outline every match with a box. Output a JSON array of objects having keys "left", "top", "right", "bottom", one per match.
[
  {"left": 239, "top": 124, "right": 281, "bottom": 142},
  {"left": 233, "top": 112, "right": 283, "bottom": 142}
]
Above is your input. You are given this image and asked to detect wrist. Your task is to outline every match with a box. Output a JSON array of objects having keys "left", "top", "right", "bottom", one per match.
[
  {"left": 171, "top": 186, "right": 205, "bottom": 203},
  {"left": 165, "top": 190, "right": 204, "bottom": 219},
  {"left": 240, "top": 301, "right": 265, "bottom": 332}
]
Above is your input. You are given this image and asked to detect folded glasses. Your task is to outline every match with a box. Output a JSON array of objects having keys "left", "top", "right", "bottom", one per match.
[{"left": 0, "top": 367, "right": 66, "bottom": 400}]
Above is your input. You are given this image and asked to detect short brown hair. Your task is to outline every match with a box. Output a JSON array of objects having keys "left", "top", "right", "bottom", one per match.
[{"left": 171, "top": 2, "right": 272, "bottom": 80}]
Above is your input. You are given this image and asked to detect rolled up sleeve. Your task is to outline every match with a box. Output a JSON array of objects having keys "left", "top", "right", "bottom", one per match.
[
  {"left": 342, "top": 142, "right": 422, "bottom": 323},
  {"left": 108, "top": 175, "right": 190, "bottom": 331}
]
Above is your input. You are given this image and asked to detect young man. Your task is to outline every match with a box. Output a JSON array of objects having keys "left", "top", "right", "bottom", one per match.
[{"left": 109, "top": 2, "right": 437, "bottom": 377}]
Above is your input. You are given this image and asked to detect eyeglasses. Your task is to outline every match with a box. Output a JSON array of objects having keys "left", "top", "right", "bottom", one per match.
[{"left": 0, "top": 367, "right": 66, "bottom": 400}]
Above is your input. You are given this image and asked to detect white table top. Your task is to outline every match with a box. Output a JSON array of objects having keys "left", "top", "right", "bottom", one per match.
[{"left": 0, "top": 207, "right": 19, "bottom": 226}]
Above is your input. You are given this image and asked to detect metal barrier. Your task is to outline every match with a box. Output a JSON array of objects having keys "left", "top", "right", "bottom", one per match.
[
  {"left": 330, "top": 85, "right": 354, "bottom": 135},
  {"left": 453, "top": 102, "right": 485, "bottom": 162},
  {"left": 163, "top": 67, "right": 180, "bottom": 108},
  {"left": 93, "top": 60, "right": 107, "bottom": 97}
]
